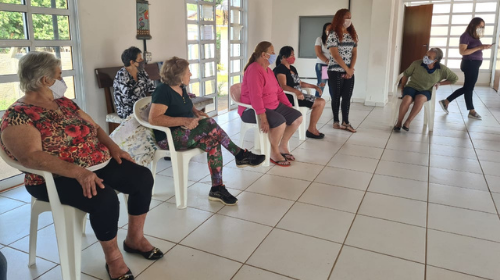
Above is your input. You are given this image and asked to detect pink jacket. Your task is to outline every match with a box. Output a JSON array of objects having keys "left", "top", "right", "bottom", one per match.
[{"left": 238, "top": 62, "right": 292, "bottom": 116}]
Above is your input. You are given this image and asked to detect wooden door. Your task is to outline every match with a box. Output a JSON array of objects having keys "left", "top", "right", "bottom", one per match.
[{"left": 399, "top": 4, "right": 433, "bottom": 73}]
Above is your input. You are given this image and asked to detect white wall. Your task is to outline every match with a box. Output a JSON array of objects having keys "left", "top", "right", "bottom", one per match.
[
  {"left": 247, "top": 0, "right": 273, "bottom": 59},
  {"left": 270, "top": 0, "right": 349, "bottom": 78}
]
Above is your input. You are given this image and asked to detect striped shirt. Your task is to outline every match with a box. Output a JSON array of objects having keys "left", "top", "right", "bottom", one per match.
[{"left": 326, "top": 32, "right": 357, "bottom": 72}]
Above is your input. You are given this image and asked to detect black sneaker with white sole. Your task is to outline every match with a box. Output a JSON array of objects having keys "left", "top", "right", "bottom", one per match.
[
  {"left": 235, "top": 149, "right": 265, "bottom": 167},
  {"left": 209, "top": 185, "right": 238, "bottom": 205},
  {"left": 439, "top": 100, "right": 449, "bottom": 114}
]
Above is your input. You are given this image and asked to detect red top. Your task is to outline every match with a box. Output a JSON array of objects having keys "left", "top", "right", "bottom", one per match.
[
  {"left": 238, "top": 62, "right": 292, "bottom": 116},
  {"left": 0, "top": 97, "right": 111, "bottom": 186}
]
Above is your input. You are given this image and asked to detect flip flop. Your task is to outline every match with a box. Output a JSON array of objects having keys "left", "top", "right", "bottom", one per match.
[
  {"left": 281, "top": 153, "right": 295, "bottom": 161},
  {"left": 270, "top": 158, "right": 290, "bottom": 167}
]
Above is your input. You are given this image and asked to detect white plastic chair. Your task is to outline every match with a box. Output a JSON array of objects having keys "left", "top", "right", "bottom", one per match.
[
  {"left": 133, "top": 97, "right": 205, "bottom": 209},
  {"left": 391, "top": 73, "right": 436, "bottom": 132},
  {"left": 229, "top": 83, "right": 271, "bottom": 167},
  {"left": 283, "top": 88, "right": 313, "bottom": 140},
  {"left": 0, "top": 148, "right": 86, "bottom": 280}
]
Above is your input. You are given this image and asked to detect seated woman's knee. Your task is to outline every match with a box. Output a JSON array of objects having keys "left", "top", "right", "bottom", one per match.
[
  {"left": 315, "top": 98, "right": 326, "bottom": 107},
  {"left": 90, "top": 186, "right": 120, "bottom": 214},
  {"left": 292, "top": 115, "right": 303, "bottom": 126}
]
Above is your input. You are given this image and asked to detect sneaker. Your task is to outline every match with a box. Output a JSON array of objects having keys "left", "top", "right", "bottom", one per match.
[
  {"left": 468, "top": 112, "right": 482, "bottom": 120},
  {"left": 209, "top": 185, "right": 237, "bottom": 205},
  {"left": 235, "top": 149, "right": 265, "bottom": 167},
  {"left": 439, "top": 100, "right": 449, "bottom": 114}
]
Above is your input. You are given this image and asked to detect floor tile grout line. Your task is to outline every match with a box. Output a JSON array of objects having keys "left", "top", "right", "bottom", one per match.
[
  {"left": 424, "top": 126, "right": 432, "bottom": 280},
  {"left": 426, "top": 264, "right": 493, "bottom": 280}
]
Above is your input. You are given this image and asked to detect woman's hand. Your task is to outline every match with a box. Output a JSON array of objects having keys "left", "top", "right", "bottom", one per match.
[
  {"left": 259, "top": 114, "right": 270, "bottom": 133},
  {"left": 195, "top": 110, "right": 210, "bottom": 119},
  {"left": 75, "top": 168, "right": 105, "bottom": 199},
  {"left": 296, "top": 91, "right": 305, "bottom": 100},
  {"left": 184, "top": 118, "right": 200, "bottom": 130},
  {"left": 316, "top": 86, "right": 323, "bottom": 96},
  {"left": 109, "top": 146, "right": 135, "bottom": 164},
  {"left": 346, "top": 67, "right": 354, "bottom": 77},
  {"left": 481, "top": 44, "right": 492, "bottom": 50}
]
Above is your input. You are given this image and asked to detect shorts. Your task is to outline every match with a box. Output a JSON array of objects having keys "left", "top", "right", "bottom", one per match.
[
  {"left": 286, "top": 94, "right": 315, "bottom": 109},
  {"left": 403, "top": 87, "right": 431, "bottom": 101},
  {"left": 241, "top": 103, "right": 302, "bottom": 128}
]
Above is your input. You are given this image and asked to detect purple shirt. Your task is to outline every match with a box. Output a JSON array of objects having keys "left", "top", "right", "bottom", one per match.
[{"left": 460, "top": 32, "right": 483, "bottom": 61}]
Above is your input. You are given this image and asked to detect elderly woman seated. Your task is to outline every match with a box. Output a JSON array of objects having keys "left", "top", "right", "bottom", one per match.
[
  {"left": 274, "top": 46, "right": 326, "bottom": 139},
  {"left": 395, "top": 48, "right": 458, "bottom": 131},
  {"left": 240, "top": 41, "right": 303, "bottom": 167},
  {"left": 113, "top": 46, "right": 156, "bottom": 119},
  {"left": 0, "top": 52, "right": 162, "bottom": 280},
  {"left": 148, "top": 56, "right": 265, "bottom": 206}
]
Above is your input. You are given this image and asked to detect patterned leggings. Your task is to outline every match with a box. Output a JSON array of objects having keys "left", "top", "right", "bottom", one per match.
[
  {"left": 157, "top": 118, "right": 241, "bottom": 186},
  {"left": 327, "top": 71, "right": 355, "bottom": 124}
]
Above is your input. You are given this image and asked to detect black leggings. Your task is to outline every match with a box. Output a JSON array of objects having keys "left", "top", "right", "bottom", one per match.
[
  {"left": 446, "top": 59, "right": 482, "bottom": 110},
  {"left": 328, "top": 71, "right": 355, "bottom": 124},
  {"left": 25, "top": 159, "right": 154, "bottom": 241}
]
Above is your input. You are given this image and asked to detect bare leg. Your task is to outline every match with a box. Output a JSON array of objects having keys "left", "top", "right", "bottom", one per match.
[
  {"left": 404, "top": 95, "right": 427, "bottom": 128},
  {"left": 124, "top": 213, "right": 153, "bottom": 252},
  {"left": 308, "top": 98, "right": 326, "bottom": 134},
  {"left": 269, "top": 122, "right": 287, "bottom": 162},
  {"left": 100, "top": 237, "right": 129, "bottom": 278},
  {"left": 396, "top": 95, "right": 413, "bottom": 127},
  {"left": 279, "top": 116, "right": 303, "bottom": 154}
]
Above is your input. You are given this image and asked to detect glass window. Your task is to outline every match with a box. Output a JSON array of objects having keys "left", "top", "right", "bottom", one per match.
[
  {"left": 450, "top": 26, "right": 467, "bottom": 36},
  {"left": 448, "top": 48, "right": 461, "bottom": 58},
  {"left": 453, "top": 3, "right": 473, "bottom": 13},
  {"left": 230, "top": 59, "right": 241, "bottom": 73},
  {"left": 481, "top": 37, "right": 493, "bottom": 44},
  {"left": 204, "top": 61, "right": 215, "bottom": 77},
  {"left": 480, "top": 60, "right": 490, "bottom": 70},
  {"left": 475, "top": 2, "right": 497, "bottom": 13},
  {"left": 481, "top": 14, "right": 496, "bottom": 24},
  {"left": 231, "top": 0, "right": 241, "bottom": 7},
  {"left": 32, "top": 14, "right": 71, "bottom": 40},
  {"left": 430, "top": 37, "right": 447, "bottom": 47},
  {"left": 0, "top": 47, "right": 28, "bottom": 75},
  {"left": 200, "top": 5, "right": 214, "bottom": 21},
  {"left": 63, "top": 76, "right": 75, "bottom": 99},
  {"left": 188, "top": 44, "right": 199, "bottom": 60},
  {"left": 204, "top": 80, "right": 215, "bottom": 95},
  {"left": 447, "top": 59, "right": 461, "bottom": 69},
  {"left": 189, "top": 82, "right": 200, "bottom": 96},
  {"left": 0, "top": 81, "right": 21, "bottom": 111},
  {"left": 189, "top": 63, "right": 200, "bottom": 79},
  {"left": 31, "top": 0, "right": 68, "bottom": 9},
  {"left": 485, "top": 26, "right": 495, "bottom": 36},
  {"left": 0, "top": 11, "right": 27, "bottom": 40},
  {"left": 230, "top": 26, "right": 242, "bottom": 40},
  {"left": 451, "top": 14, "right": 472, "bottom": 25},
  {"left": 432, "top": 15, "right": 449, "bottom": 25},
  {"left": 449, "top": 37, "right": 460, "bottom": 47},
  {"left": 231, "top": 44, "right": 241, "bottom": 56},
  {"left": 230, "top": 75, "right": 241, "bottom": 85},
  {"left": 203, "top": 43, "right": 215, "bottom": 59},
  {"left": 187, "top": 24, "right": 199, "bottom": 40},
  {"left": 186, "top": 3, "right": 197, "bottom": 21},
  {"left": 483, "top": 49, "right": 492, "bottom": 59},
  {"left": 230, "top": 10, "right": 241, "bottom": 24},
  {"left": 200, "top": 25, "right": 214, "bottom": 40},
  {"left": 34, "top": 46, "right": 73, "bottom": 70},
  {"left": 433, "top": 4, "right": 450, "bottom": 13},
  {"left": 431, "top": 26, "right": 448, "bottom": 36},
  {"left": 0, "top": 0, "right": 23, "bottom": 4}
]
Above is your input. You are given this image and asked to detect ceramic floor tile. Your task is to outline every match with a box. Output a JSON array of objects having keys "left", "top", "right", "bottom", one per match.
[
  {"left": 426, "top": 266, "right": 487, "bottom": 280},
  {"left": 0, "top": 204, "right": 53, "bottom": 245},
  {"left": 429, "top": 183, "right": 497, "bottom": 213},
  {"left": 475, "top": 149, "right": 500, "bottom": 163},
  {"left": 158, "top": 161, "right": 212, "bottom": 182},
  {"left": 0, "top": 196, "right": 25, "bottom": 214},
  {"left": 485, "top": 175, "right": 500, "bottom": 193},
  {"left": 430, "top": 168, "right": 488, "bottom": 191},
  {"left": 291, "top": 147, "right": 336, "bottom": 165},
  {"left": 224, "top": 158, "right": 274, "bottom": 174},
  {"left": 389, "top": 132, "right": 430, "bottom": 143},
  {"left": 136, "top": 245, "right": 241, "bottom": 280},
  {"left": 493, "top": 193, "right": 500, "bottom": 209},
  {"left": 386, "top": 140, "right": 429, "bottom": 154},
  {"left": 299, "top": 183, "right": 365, "bottom": 213},
  {"left": 200, "top": 168, "right": 263, "bottom": 191},
  {"left": 0, "top": 185, "right": 32, "bottom": 203},
  {"left": 346, "top": 135, "right": 388, "bottom": 149},
  {"left": 472, "top": 139, "right": 500, "bottom": 152},
  {"left": 167, "top": 183, "right": 241, "bottom": 212},
  {"left": 36, "top": 267, "right": 100, "bottom": 280},
  {"left": 430, "top": 155, "right": 482, "bottom": 174},
  {"left": 142, "top": 202, "right": 213, "bottom": 243},
  {"left": 368, "top": 175, "right": 428, "bottom": 201},
  {"left": 232, "top": 265, "right": 294, "bottom": 280},
  {"left": 296, "top": 139, "right": 343, "bottom": 152},
  {"left": 328, "top": 154, "right": 379, "bottom": 173},
  {"left": 345, "top": 215, "right": 426, "bottom": 263},
  {"left": 315, "top": 167, "right": 373, "bottom": 191},
  {"left": 427, "top": 230, "right": 500, "bottom": 280},
  {"left": 0, "top": 247, "right": 57, "bottom": 280},
  {"left": 247, "top": 229, "right": 341, "bottom": 280},
  {"left": 381, "top": 149, "right": 429, "bottom": 166},
  {"left": 329, "top": 246, "right": 424, "bottom": 280},
  {"left": 428, "top": 204, "right": 500, "bottom": 242},
  {"left": 181, "top": 214, "right": 271, "bottom": 262},
  {"left": 359, "top": 192, "right": 427, "bottom": 227},
  {"left": 430, "top": 136, "right": 473, "bottom": 148},
  {"left": 375, "top": 160, "right": 428, "bottom": 182},
  {"left": 277, "top": 202, "right": 355, "bottom": 243},
  {"left": 218, "top": 192, "right": 294, "bottom": 227},
  {"left": 245, "top": 174, "right": 311, "bottom": 201},
  {"left": 430, "top": 144, "right": 478, "bottom": 160},
  {"left": 267, "top": 161, "right": 324, "bottom": 182},
  {"left": 152, "top": 174, "right": 196, "bottom": 201},
  {"left": 337, "top": 144, "right": 384, "bottom": 159},
  {"left": 480, "top": 160, "right": 500, "bottom": 176}
]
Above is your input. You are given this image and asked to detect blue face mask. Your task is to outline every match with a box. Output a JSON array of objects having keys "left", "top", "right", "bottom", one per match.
[
  {"left": 267, "top": 53, "right": 277, "bottom": 65},
  {"left": 423, "top": 56, "right": 435, "bottom": 65}
]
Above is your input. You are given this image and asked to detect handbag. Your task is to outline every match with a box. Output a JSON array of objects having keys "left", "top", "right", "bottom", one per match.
[{"left": 321, "top": 65, "right": 329, "bottom": 80}]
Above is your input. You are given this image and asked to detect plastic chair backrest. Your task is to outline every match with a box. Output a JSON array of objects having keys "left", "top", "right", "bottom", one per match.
[
  {"left": 0, "top": 145, "right": 45, "bottom": 177},
  {"left": 230, "top": 83, "right": 242, "bottom": 103},
  {"left": 133, "top": 96, "right": 153, "bottom": 127}
]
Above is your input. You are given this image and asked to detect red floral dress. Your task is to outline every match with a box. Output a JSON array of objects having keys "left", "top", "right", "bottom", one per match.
[{"left": 0, "top": 97, "right": 111, "bottom": 186}]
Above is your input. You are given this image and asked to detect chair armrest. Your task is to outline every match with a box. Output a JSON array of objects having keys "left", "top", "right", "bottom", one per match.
[
  {"left": 283, "top": 90, "right": 299, "bottom": 109},
  {"left": 302, "top": 88, "right": 313, "bottom": 95}
]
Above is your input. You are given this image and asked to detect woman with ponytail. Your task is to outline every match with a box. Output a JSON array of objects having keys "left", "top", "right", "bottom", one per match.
[{"left": 239, "top": 42, "right": 303, "bottom": 167}]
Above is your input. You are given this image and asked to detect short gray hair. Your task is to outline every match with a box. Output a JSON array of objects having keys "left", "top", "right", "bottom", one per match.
[
  {"left": 18, "top": 51, "right": 61, "bottom": 92},
  {"left": 429, "top": 48, "right": 444, "bottom": 63}
]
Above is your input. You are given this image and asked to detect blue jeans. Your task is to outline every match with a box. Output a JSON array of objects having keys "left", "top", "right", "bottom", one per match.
[{"left": 315, "top": 63, "right": 328, "bottom": 97}]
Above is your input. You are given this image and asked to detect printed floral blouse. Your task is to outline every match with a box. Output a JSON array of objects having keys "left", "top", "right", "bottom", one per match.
[{"left": 0, "top": 97, "right": 111, "bottom": 186}]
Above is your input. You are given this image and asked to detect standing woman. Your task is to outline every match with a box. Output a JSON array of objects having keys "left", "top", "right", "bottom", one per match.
[
  {"left": 314, "top": 22, "right": 332, "bottom": 97},
  {"left": 439, "top": 18, "right": 491, "bottom": 120},
  {"left": 327, "top": 9, "right": 358, "bottom": 133}
]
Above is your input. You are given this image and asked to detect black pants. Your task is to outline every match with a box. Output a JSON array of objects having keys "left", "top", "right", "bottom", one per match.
[
  {"left": 26, "top": 159, "right": 154, "bottom": 241},
  {"left": 446, "top": 59, "right": 482, "bottom": 110},
  {"left": 0, "top": 251, "right": 5, "bottom": 280},
  {"left": 328, "top": 71, "right": 355, "bottom": 124}
]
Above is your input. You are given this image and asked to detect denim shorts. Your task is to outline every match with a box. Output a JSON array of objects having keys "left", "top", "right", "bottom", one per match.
[{"left": 402, "top": 87, "right": 431, "bottom": 101}]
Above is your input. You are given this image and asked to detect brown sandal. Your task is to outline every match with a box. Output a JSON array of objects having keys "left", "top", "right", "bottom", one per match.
[
  {"left": 343, "top": 123, "right": 357, "bottom": 133},
  {"left": 333, "top": 122, "right": 345, "bottom": 129}
]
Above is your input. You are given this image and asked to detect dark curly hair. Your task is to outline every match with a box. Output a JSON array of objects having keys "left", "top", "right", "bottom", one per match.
[{"left": 121, "top": 46, "right": 142, "bottom": 67}]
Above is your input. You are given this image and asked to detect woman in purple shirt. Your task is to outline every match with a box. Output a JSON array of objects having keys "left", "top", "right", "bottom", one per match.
[{"left": 439, "top": 18, "right": 491, "bottom": 120}]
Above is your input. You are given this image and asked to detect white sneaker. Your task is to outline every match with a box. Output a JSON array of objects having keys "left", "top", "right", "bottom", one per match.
[{"left": 468, "top": 112, "right": 482, "bottom": 120}]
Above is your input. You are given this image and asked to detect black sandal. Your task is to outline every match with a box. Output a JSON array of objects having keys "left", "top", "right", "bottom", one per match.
[
  {"left": 123, "top": 241, "right": 164, "bottom": 260},
  {"left": 106, "top": 264, "right": 134, "bottom": 280},
  {"left": 306, "top": 130, "right": 325, "bottom": 139},
  {"left": 393, "top": 126, "right": 401, "bottom": 132},
  {"left": 280, "top": 153, "right": 295, "bottom": 161},
  {"left": 402, "top": 126, "right": 409, "bottom": 132}
]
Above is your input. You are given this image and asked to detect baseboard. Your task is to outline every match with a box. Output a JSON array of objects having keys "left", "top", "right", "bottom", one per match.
[{"left": 0, "top": 174, "right": 24, "bottom": 191}]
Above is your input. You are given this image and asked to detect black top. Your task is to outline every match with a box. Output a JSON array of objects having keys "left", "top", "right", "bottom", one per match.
[
  {"left": 273, "top": 64, "right": 301, "bottom": 90},
  {"left": 151, "top": 82, "right": 195, "bottom": 141}
]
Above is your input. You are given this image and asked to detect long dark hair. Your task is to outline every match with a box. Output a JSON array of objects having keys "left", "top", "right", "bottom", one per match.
[
  {"left": 244, "top": 41, "right": 272, "bottom": 72},
  {"left": 465, "top": 17, "right": 485, "bottom": 39},
  {"left": 331, "top": 9, "right": 358, "bottom": 43},
  {"left": 321, "top": 22, "right": 331, "bottom": 45},
  {"left": 276, "top": 46, "right": 294, "bottom": 67}
]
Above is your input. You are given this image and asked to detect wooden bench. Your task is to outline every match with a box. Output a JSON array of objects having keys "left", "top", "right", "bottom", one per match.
[{"left": 95, "top": 62, "right": 213, "bottom": 133}]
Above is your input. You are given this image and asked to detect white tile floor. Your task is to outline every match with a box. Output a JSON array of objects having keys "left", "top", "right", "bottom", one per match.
[{"left": 1, "top": 84, "right": 500, "bottom": 279}]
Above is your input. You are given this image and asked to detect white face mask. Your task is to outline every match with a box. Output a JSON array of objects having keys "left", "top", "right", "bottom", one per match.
[
  {"left": 476, "top": 27, "right": 485, "bottom": 38},
  {"left": 343, "top": 19, "right": 352, "bottom": 28},
  {"left": 49, "top": 78, "right": 68, "bottom": 99}
]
